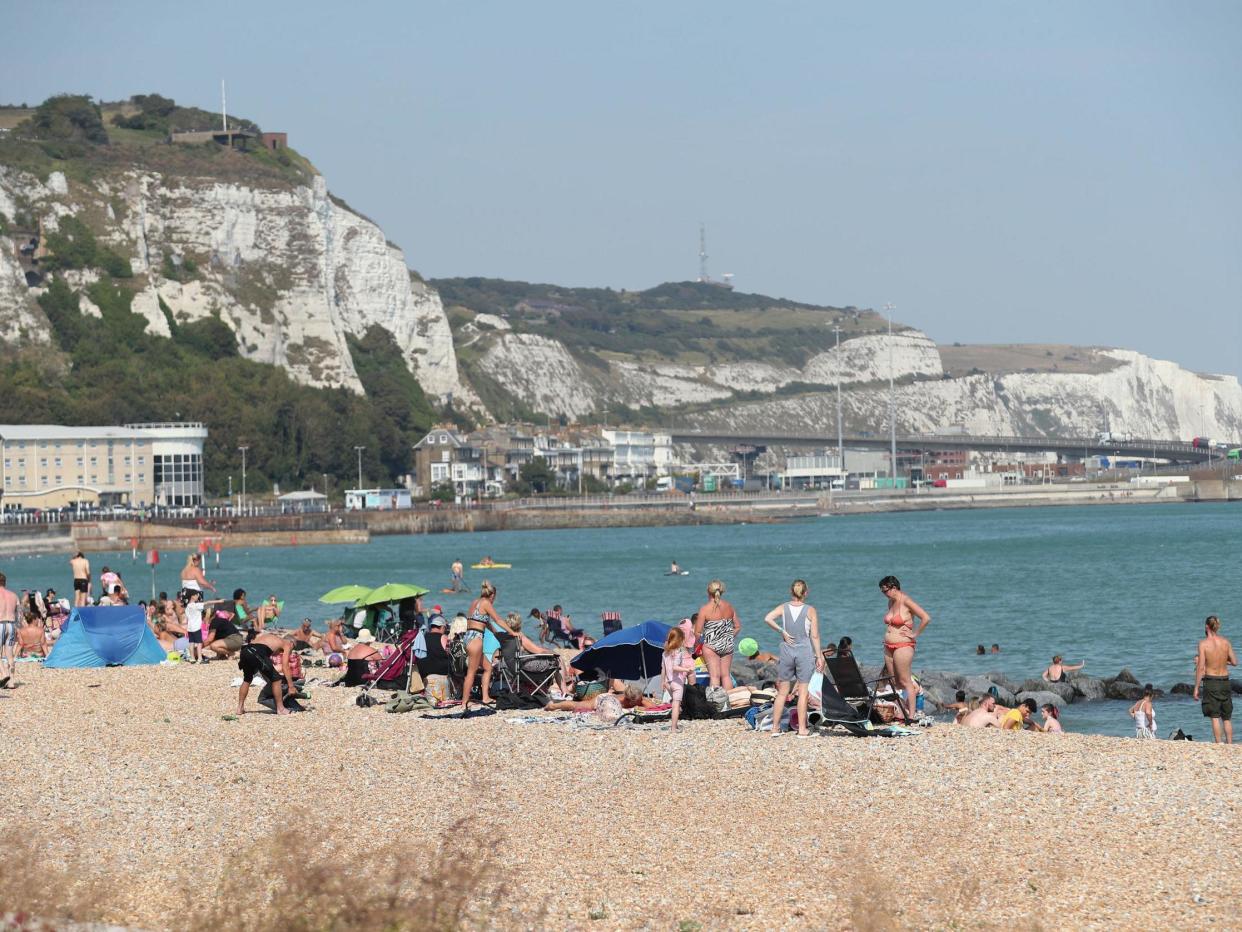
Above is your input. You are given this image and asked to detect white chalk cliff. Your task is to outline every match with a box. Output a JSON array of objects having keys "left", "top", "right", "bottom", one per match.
[{"left": 0, "top": 166, "right": 469, "bottom": 402}]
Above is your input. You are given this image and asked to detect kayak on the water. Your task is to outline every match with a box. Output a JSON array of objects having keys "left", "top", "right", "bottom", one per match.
[
  {"left": 471, "top": 562, "right": 512, "bottom": 570},
  {"left": 665, "top": 571, "right": 690, "bottom": 576}
]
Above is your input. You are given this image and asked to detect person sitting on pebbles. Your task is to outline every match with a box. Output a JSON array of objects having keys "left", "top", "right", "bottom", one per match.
[
  {"left": 544, "top": 684, "right": 656, "bottom": 713},
  {"left": 290, "top": 619, "right": 322, "bottom": 652},
  {"left": 961, "top": 695, "right": 1005, "bottom": 728},
  {"left": 1001, "top": 698, "right": 1041, "bottom": 731},
  {"left": 16, "top": 612, "right": 48, "bottom": 659},
  {"left": 238, "top": 632, "right": 298, "bottom": 716}
]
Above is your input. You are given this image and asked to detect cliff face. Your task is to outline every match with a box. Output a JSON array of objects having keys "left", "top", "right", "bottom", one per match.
[
  {"left": 686, "top": 347, "right": 1242, "bottom": 442},
  {"left": 0, "top": 166, "right": 468, "bottom": 401}
]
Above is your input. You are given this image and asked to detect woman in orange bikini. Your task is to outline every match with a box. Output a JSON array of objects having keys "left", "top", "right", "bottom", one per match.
[{"left": 879, "top": 575, "right": 930, "bottom": 722}]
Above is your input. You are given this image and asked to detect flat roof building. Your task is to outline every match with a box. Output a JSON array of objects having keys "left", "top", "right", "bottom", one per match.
[{"left": 0, "top": 422, "right": 208, "bottom": 509}]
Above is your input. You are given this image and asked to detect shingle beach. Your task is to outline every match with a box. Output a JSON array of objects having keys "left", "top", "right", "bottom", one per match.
[{"left": 2, "top": 663, "right": 1238, "bottom": 931}]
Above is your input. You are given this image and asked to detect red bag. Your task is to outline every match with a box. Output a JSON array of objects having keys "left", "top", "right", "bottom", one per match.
[{"left": 272, "top": 651, "right": 303, "bottom": 680}]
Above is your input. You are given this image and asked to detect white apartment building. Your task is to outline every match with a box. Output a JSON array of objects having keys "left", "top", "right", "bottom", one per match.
[
  {"left": 0, "top": 422, "right": 208, "bottom": 509},
  {"left": 601, "top": 429, "right": 673, "bottom": 481}
]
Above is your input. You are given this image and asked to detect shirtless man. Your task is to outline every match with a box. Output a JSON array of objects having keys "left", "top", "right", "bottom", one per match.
[
  {"left": 0, "top": 572, "right": 18, "bottom": 682},
  {"left": 1194, "top": 615, "right": 1237, "bottom": 745},
  {"left": 961, "top": 695, "right": 1005, "bottom": 728},
  {"left": 69, "top": 552, "right": 91, "bottom": 607},
  {"left": 237, "top": 632, "right": 297, "bottom": 716},
  {"left": 290, "top": 619, "right": 322, "bottom": 651},
  {"left": 450, "top": 558, "right": 464, "bottom": 592}
]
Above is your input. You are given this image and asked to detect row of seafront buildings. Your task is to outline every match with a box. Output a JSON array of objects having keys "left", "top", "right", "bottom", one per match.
[{"left": 409, "top": 425, "right": 674, "bottom": 499}]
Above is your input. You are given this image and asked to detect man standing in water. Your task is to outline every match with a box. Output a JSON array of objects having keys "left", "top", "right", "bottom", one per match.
[
  {"left": 70, "top": 552, "right": 91, "bottom": 607},
  {"left": 1194, "top": 615, "right": 1236, "bottom": 744}
]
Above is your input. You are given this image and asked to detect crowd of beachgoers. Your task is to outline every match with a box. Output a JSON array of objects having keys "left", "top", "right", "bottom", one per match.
[{"left": 0, "top": 549, "right": 1235, "bottom": 743}]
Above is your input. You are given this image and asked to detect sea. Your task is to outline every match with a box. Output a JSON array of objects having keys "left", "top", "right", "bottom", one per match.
[{"left": 6, "top": 501, "right": 1238, "bottom": 739}]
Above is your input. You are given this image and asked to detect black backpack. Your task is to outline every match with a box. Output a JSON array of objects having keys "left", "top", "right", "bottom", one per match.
[{"left": 680, "top": 683, "right": 715, "bottom": 720}]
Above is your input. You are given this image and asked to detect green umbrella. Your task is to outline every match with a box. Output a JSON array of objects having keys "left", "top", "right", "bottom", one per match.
[
  {"left": 319, "top": 584, "right": 374, "bottom": 604},
  {"left": 357, "top": 582, "right": 430, "bottom": 606}
]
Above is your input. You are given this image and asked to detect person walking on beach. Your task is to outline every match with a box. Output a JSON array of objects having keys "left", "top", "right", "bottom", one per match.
[
  {"left": 1129, "top": 685, "right": 1157, "bottom": 739},
  {"left": 461, "top": 581, "right": 505, "bottom": 712},
  {"left": 1042, "top": 655, "right": 1086, "bottom": 683},
  {"left": 695, "top": 580, "right": 741, "bottom": 691},
  {"left": 661, "top": 626, "right": 695, "bottom": 731},
  {"left": 0, "top": 572, "right": 19, "bottom": 683},
  {"left": 879, "top": 576, "right": 929, "bottom": 723},
  {"left": 763, "top": 579, "right": 824, "bottom": 737},
  {"left": 69, "top": 552, "right": 91, "bottom": 607},
  {"left": 1194, "top": 615, "right": 1236, "bottom": 744}
]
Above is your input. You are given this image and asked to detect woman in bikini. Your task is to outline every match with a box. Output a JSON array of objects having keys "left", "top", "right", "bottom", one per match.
[
  {"left": 879, "top": 575, "right": 930, "bottom": 723},
  {"left": 695, "top": 579, "right": 741, "bottom": 690},
  {"left": 461, "top": 581, "right": 505, "bottom": 712}
]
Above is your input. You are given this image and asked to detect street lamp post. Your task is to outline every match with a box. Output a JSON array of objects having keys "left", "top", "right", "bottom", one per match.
[
  {"left": 237, "top": 445, "right": 249, "bottom": 514},
  {"left": 354, "top": 445, "right": 365, "bottom": 491},
  {"left": 832, "top": 324, "right": 844, "bottom": 476},
  {"left": 884, "top": 303, "right": 897, "bottom": 487}
]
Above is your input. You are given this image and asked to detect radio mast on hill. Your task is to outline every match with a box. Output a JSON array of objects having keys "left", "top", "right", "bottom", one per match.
[
  {"left": 221, "top": 80, "right": 227, "bottom": 131},
  {"left": 697, "top": 225, "right": 734, "bottom": 289},
  {"left": 698, "top": 223, "right": 709, "bottom": 283}
]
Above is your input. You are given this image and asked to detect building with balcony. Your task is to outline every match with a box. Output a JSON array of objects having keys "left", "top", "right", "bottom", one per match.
[
  {"left": 0, "top": 422, "right": 208, "bottom": 509},
  {"left": 601, "top": 429, "right": 673, "bottom": 482}
]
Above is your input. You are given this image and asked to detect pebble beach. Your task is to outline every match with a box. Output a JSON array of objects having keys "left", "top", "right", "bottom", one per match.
[{"left": 2, "top": 662, "right": 1239, "bottom": 931}]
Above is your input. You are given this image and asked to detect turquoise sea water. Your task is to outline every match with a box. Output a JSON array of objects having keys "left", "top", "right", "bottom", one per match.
[{"left": 5, "top": 502, "right": 1238, "bottom": 739}]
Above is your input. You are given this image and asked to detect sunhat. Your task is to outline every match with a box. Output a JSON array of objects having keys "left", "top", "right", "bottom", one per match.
[{"left": 355, "top": 630, "right": 377, "bottom": 644}]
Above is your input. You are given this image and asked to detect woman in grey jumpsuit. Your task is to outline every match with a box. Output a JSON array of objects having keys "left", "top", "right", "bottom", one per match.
[{"left": 762, "top": 579, "right": 824, "bottom": 737}]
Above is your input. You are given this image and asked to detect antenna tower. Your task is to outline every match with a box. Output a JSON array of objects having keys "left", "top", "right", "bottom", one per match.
[
  {"left": 221, "top": 79, "right": 227, "bottom": 132},
  {"left": 698, "top": 223, "right": 709, "bottom": 283}
]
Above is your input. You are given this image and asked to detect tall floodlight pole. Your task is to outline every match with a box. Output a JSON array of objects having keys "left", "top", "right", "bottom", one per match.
[
  {"left": 832, "top": 324, "right": 844, "bottom": 474},
  {"left": 884, "top": 303, "right": 897, "bottom": 484},
  {"left": 354, "top": 446, "right": 365, "bottom": 490},
  {"left": 237, "top": 445, "right": 249, "bottom": 513}
]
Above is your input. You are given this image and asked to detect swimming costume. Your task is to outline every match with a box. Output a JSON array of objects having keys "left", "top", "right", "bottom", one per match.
[
  {"left": 73, "top": 578, "right": 89, "bottom": 594},
  {"left": 461, "top": 630, "right": 483, "bottom": 645},
  {"left": 1201, "top": 676, "right": 1233, "bottom": 720},
  {"left": 777, "top": 602, "right": 815, "bottom": 684},
  {"left": 0, "top": 622, "right": 15, "bottom": 647},
  {"left": 883, "top": 641, "right": 917, "bottom": 653},
  {"left": 701, "top": 618, "right": 736, "bottom": 656}
]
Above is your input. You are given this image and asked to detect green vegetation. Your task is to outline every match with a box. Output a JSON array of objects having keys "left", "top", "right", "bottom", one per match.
[
  {"left": 433, "top": 277, "right": 886, "bottom": 368},
  {"left": 41, "top": 215, "right": 132, "bottom": 278},
  {"left": 0, "top": 92, "right": 314, "bottom": 188},
  {"left": 4, "top": 267, "right": 436, "bottom": 497}
]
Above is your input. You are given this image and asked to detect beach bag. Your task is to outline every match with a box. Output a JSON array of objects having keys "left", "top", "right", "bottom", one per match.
[
  {"left": 425, "top": 674, "right": 449, "bottom": 703},
  {"left": 406, "top": 665, "right": 425, "bottom": 694},
  {"left": 705, "top": 685, "right": 729, "bottom": 714},
  {"left": 727, "top": 686, "right": 752, "bottom": 709},
  {"left": 574, "top": 680, "right": 606, "bottom": 701},
  {"left": 448, "top": 637, "right": 469, "bottom": 678},
  {"left": 594, "top": 693, "right": 625, "bottom": 725}
]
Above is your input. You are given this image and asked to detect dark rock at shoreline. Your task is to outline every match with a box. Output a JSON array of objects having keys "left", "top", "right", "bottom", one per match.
[
  {"left": 1017, "top": 689, "right": 1065, "bottom": 709},
  {"left": 1170, "top": 683, "right": 1195, "bottom": 696},
  {"left": 1111, "top": 668, "right": 1140, "bottom": 686},
  {"left": 1105, "top": 680, "right": 1144, "bottom": 701},
  {"left": 1232, "top": 680, "right": 1242, "bottom": 695},
  {"left": 1020, "top": 679, "right": 1076, "bottom": 703},
  {"left": 984, "top": 672, "right": 1021, "bottom": 694},
  {"left": 1068, "top": 674, "right": 1106, "bottom": 701}
]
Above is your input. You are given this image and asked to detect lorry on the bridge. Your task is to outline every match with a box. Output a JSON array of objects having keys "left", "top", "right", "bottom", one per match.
[{"left": 1192, "top": 437, "right": 1213, "bottom": 449}]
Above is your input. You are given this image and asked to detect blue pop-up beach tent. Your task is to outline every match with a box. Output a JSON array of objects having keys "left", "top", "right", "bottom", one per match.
[
  {"left": 571, "top": 620, "right": 672, "bottom": 680},
  {"left": 44, "top": 606, "right": 167, "bottom": 668}
]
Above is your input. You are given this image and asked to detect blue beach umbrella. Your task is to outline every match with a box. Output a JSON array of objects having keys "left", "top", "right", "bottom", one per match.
[{"left": 571, "top": 620, "right": 672, "bottom": 681}]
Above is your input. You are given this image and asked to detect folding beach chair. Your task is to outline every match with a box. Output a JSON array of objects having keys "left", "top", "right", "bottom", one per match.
[
  {"left": 540, "top": 610, "right": 576, "bottom": 649},
  {"left": 494, "top": 636, "right": 560, "bottom": 701},
  {"left": 601, "top": 611, "right": 622, "bottom": 637},
  {"left": 824, "top": 653, "right": 911, "bottom": 724}
]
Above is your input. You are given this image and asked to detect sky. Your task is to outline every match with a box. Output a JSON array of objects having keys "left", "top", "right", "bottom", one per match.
[{"left": 3, "top": 1, "right": 1240, "bottom": 375}]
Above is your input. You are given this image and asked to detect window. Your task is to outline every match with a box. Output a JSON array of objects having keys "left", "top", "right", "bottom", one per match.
[
  {"left": 76, "top": 457, "right": 83, "bottom": 467},
  {"left": 137, "top": 456, "right": 145, "bottom": 466},
  {"left": 18, "top": 476, "right": 26, "bottom": 487},
  {"left": 90, "top": 456, "right": 97, "bottom": 466},
  {"left": 138, "top": 473, "right": 145, "bottom": 482},
  {"left": 77, "top": 475, "right": 83, "bottom": 484},
  {"left": 2, "top": 458, "right": 8, "bottom": 469},
  {"left": 54, "top": 456, "right": 62, "bottom": 467},
  {"left": 124, "top": 456, "right": 131, "bottom": 466},
  {"left": 439, "top": 433, "right": 448, "bottom": 443},
  {"left": 15, "top": 441, "right": 24, "bottom": 449},
  {"left": 430, "top": 463, "right": 449, "bottom": 482},
  {"left": 124, "top": 473, "right": 131, "bottom": 483},
  {"left": 440, "top": 450, "right": 450, "bottom": 463},
  {"left": 40, "top": 457, "right": 47, "bottom": 468},
  {"left": 54, "top": 474, "right": 62, "bottom": 484},
  {"left": 40, "top": 476, "right": 48, "bottom": 487}
]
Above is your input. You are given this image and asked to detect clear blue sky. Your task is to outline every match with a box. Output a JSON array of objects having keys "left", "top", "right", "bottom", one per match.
[{"left": 4, "top": 1, "right": 1239, "bottom": 374}]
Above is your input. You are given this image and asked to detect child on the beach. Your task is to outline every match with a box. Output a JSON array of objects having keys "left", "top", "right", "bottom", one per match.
[
  {"left": 662, "top": 627, "right": 695, "bottom": 732},
  {"left": 183, "top": 591, "right": 221, "bottom": 664}
]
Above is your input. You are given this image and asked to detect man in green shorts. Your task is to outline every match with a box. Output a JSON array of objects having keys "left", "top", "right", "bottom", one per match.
[{"left": 1194, "top": 615, "right": 1237, "bottom": 745}]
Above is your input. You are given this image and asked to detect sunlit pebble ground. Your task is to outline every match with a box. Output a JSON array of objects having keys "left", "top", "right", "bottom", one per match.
[{"left": 1, "top": 663, "right": 1239, "bottom": 930}]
